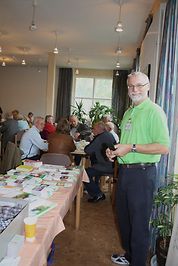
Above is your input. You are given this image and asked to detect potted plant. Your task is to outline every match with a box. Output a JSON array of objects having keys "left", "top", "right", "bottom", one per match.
[
  {"left": 151, "top": 175, "right": 178, "bottom": 266},
  {"left": 71, "top": 100, "right": 87, "bottom": 124},
  {"left": 89, "top": 102, "right": 114, "bottom": 125}
]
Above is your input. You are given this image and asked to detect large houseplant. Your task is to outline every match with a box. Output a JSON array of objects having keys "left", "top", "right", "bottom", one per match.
[
  {"left": 151, "top": 175, "right": 178, "bottom": 265},
  {"left": 71, "top": 100, "right": 87, "bottom": 124},
  {"left": 89, "top": 102, "right": 114, "bottom": 125}
]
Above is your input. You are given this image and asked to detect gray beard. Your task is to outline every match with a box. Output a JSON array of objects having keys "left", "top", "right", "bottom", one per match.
[{"left": 128, "top": 92, "right": 147, "bottom": 103}]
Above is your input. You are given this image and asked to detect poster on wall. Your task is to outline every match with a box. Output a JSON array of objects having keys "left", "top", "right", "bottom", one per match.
[{"left": 166, "top": 206, "right": 178, "bottom": 266}]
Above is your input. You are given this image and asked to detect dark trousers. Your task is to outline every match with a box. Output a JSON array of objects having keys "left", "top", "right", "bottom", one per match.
[
  {"left": 84, "top": 167, "right": 104, "bottom": 197},
  {"left": 116, "top": 165, "right": 156, "bottom": 266},
  {"left": 25, "top": 154, "right": 41, "bottom": 160}
]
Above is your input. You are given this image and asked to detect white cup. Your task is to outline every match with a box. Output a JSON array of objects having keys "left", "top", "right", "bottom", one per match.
[{"left": 24, "top": 216, "right": 37, "bottom": 242}]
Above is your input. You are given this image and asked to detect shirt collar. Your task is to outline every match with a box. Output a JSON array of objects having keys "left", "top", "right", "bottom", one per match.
[
  {"left": 131, "top": 98, "right": 150, "bottom": 110},
  {"left": 32, "top": 125, "right": 40, "bottom": 133}
]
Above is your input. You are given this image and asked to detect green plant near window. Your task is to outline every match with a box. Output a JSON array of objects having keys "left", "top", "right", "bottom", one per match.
[
  {"left": 71, "top": 100, "right": 87, "bottom": 124},
  {"left": 150, "top": 174, "right": 178, "bottom": 264},
  {"left": 89, "top": 102, "right": 113, "bottom": 125}
]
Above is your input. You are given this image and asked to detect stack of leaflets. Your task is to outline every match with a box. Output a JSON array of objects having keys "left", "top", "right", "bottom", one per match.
[
  {"left": 29, "top": 198, "right": 57, "bottom": 217},
  {"left": 23, "top": 159, "right": 43, "bottom": 168},
  {"left": 16, "top": 165, "right": 34, "bottom": 172}
]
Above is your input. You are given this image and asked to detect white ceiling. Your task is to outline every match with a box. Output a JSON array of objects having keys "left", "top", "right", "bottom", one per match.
[{"left": 0, "top": 0, "right": 155, "bottom": 70}]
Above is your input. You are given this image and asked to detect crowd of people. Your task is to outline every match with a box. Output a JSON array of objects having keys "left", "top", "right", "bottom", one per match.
[{"left": 0, "top": 71, "right": 170, "bottom": 266}]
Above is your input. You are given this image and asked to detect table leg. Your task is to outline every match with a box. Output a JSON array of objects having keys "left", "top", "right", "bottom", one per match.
[{"left": 75, "top": 184, "right": 81, "bottom": 230}]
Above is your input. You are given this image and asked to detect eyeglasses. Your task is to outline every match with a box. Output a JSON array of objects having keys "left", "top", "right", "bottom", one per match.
[{"left": 127, "top": 83, "right": 148, "bottom": 90}]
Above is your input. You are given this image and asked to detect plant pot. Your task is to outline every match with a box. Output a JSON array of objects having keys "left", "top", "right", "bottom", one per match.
[{"left": 156, "top": 236, "right": 171, "bottom": 266}]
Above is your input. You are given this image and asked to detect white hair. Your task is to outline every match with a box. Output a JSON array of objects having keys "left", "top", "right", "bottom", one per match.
[
  {"left": 127, "top": 71, "right": 150, "bottom": 85},
  {"left": 106, "top": 122, "right": 114, "bottom": 130}
]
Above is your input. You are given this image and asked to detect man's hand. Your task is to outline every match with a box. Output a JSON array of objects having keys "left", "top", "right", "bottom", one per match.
[
  {"left": 114, "top": 144, "right": 131, "bottom": 156},
  {"left": 106, "top": 148, "right": 116, "bottom": 162},
  {"left": 74, "top": 132, "right": 80, "bottom": 140},
  {"left": 106, "top": 144, "right": 131, "bottom": 161}
]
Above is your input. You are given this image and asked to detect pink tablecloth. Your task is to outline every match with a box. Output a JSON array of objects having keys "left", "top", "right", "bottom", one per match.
[{"left": 18, "top": 168, "right": 89, "bottom": 266}]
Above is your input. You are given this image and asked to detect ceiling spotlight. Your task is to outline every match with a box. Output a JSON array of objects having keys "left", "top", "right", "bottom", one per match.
[
  {"left": 53, "top": 31, "right": 59, "bottom": 54},
  {"left": 75, "top": 69, "right": 79, "bottom": 75},
  {"left": 75, "top": 58, "right": 79, "bottom": 75},
  {"left": 29, "top": 23, "right": 37, "bottom": 31},
  {"left": 116, "top": 62, "right": 120, "bottom": 68},
  {"left": 115, "top": 0, "right": 124, "bottom": 32},
  {"left": 29, "top": 0, "right": 37, "bottom": 31},
  {"left": 115, "top": 22, "right": 123, "bottom": 32},
  {"left": 116, "top": 70, "right": 119, "bottom": 76},
  {"left": 53, "top": 47, "right": 59, "bottom": 54},
  {"left": 22, "top": 59, "right": 26, "bottom": 65},
  {"left": 67, "top": 59, "right": 71, "bottom": 65},
  {"left": 116, "top": 47, "right": 122, "bottom": 54}
]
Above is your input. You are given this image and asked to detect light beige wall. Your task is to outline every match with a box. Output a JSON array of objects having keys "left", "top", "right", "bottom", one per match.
[{"left": 0, "top": 66, "right": 48, "bottom": 117}]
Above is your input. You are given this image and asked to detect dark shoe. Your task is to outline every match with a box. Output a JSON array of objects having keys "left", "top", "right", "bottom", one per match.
[{"left": 88, "top": 193, "right": 106, "bottom": 203}]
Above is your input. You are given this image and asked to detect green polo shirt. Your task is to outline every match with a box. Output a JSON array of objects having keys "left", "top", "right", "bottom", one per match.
[{"left": 118, "top": 98, "right": 169, "bottom": 164}]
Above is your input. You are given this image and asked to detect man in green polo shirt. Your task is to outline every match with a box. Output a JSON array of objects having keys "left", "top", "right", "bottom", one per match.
[{"left": 106, "top": 72, "right": 169, "bottom": 266}]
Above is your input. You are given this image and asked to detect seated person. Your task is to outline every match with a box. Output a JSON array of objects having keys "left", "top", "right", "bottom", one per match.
[
  {"left": 69, "top": 115, "right": 91, "bottom": 165},
  {"left": 27, "top": 112, "right": 34, "bottom": 128},
  {"left": 20, "top": 116, "right": 48, "bottom": 160},
  {"left": 48, "top": 118, "right": 75, "bottom": 161},
  {"left": 105, "top": 122, "right": 119, "bottom": 143},
  {"left": 0, "top": 112, "right": 19, "bottom": 150},
  {"left": 41, "top": 115, "right": 56, "bottom": 140},
  {"left": 17, "top": 114, "right": 30, "bottom": 131},
  {"left": 69, "top": 115, "right": 91, "bottom": 142},
  {"left": 83, "top": 121, "right": 115, "bottom": 203},
  {"left": 12, "top": 109, "right": 20, "bottom": 120},
  {"left": 102, "top": 114, "right": 119, "bottom": 134}
]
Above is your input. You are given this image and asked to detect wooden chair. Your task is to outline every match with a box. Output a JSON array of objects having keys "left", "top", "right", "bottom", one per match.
[
  {"left": 40, "top": 153, "right": 71, "bottom": 167},
  {"left": 99, "top": 160, "right": 118, "bottom": 204},
  {"left": 0, "top": 141, "right": 21, "bottom": 174}
]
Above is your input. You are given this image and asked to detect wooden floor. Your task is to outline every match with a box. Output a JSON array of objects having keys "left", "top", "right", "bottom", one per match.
[{"left": 52, "top": 192, "right": 124, "bottom": 266}]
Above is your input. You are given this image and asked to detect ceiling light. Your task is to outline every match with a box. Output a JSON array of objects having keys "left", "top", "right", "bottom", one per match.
[
  {"left": 75, "top": 69, "right": 79, "bottom": 75},
  {"left": 67, "top": 59, "right": 71, "bottom": 65},
  {"left": 115, "top": 0, "right": 124, "bottom": 32},
  {"left": 115, "top": 22, "right": 123, "bottom": 32},
  {"left": 67, "top": 48, "right": 71, "bottom": 65},
  {"left": 116, "top": 70, "right": 119, "bottom": 76},
  {"left": 53, "top": 47, "right": 59, "bottom": 54},
  {"left": 75, "top": 58, "right": 79, "bottom": 75},
  {"left": 116, "top": 47, "right": 122, "bottom": 54},
  {"left": 53, "top": 31, "right": 59, "bottom": 54},
  {"left": 116, "top": 62, "right": 120, "bottom": 68},
  {"left": 22, "top": 59, "right": 26, "bottom": 65},
  {"left": 29, "top": 0, "right": 37, "bottom": 31}
]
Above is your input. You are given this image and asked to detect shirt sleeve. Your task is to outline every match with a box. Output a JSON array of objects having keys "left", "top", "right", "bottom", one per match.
[
  {"left": 150, "top": 107, "right": 170, "bottom": 146},
  {"left": 31, "top": 130, "right": 48, "bottom": 151}
]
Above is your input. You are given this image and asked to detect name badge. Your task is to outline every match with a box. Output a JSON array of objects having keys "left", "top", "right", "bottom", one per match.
[{"left": 125, "top": 120, "right": 132, "bottom": 131}]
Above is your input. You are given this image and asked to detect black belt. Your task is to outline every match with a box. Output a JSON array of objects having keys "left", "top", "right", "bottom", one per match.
[{"left": 120, "top": 163, "right": 156, "bottom": 169}]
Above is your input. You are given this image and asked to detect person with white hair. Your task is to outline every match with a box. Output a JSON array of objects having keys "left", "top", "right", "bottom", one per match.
[
  {"left": 20, "top": 116, "right": 48, "bottom": 160},
  {"left": 106, "top": 71, "right": 169, "bottom": 266},
  {"left": 105, "top": 121, "right": 119, "bottom": 143}
]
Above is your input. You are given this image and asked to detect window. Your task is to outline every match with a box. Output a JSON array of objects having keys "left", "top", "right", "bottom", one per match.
[{"left": 73, "top": 77, "right": 112, "bottom": 114}]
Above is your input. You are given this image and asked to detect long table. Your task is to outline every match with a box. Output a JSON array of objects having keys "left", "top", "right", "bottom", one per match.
[{"left": 11, "top": 167, "right": 88, "bottom": 266}]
